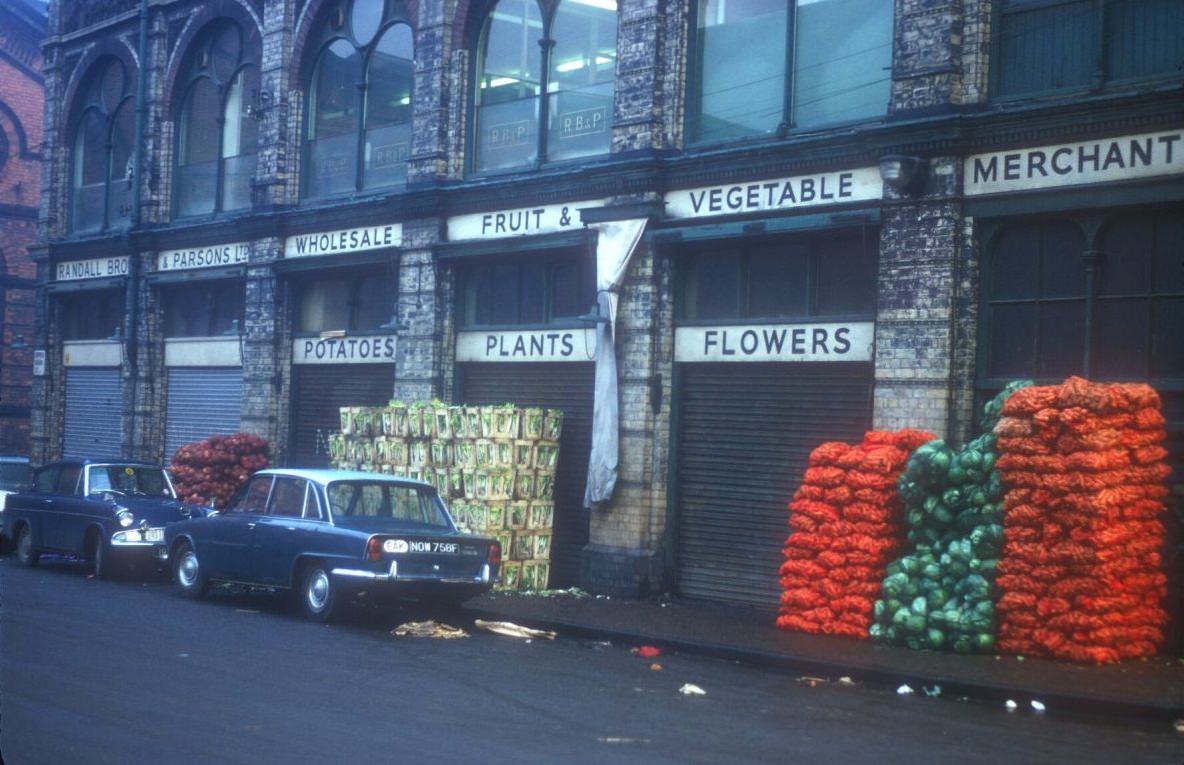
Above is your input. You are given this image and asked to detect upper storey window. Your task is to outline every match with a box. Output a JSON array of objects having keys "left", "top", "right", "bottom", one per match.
[
  {"left": 690, "top": 0, "right": 892, "bottom": 145},
  {"left": 175, "top": 21, "right": 260, "bottom": 218},
  {"left": 71, "top": 59, "right": 135, "bottom": 233},
  {"left": 993, "top": 0, "right": 1184, "bottom": 99},
  {"left": 473, "top": 0, "right": 618, "bottom": 173},
  {"left": 305, "top": 0, "right": 413, "bottom": 199}
]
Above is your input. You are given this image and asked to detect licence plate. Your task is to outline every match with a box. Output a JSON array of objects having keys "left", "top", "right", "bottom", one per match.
[
  {"left": 406, "top": 541, "right": 458, "bottom": 554},
  {"left": 145, "top": 528, "right": 164, "bottom": 542}
]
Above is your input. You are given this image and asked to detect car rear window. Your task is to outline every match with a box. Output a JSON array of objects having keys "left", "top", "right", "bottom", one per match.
[{"left": 326, "top": 481, "right": 450, "bottom": 529}]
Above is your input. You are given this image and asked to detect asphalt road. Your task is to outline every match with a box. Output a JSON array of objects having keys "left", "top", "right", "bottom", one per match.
[{"left": 1, "top": 556, "right": 1181, "bottom": 765}]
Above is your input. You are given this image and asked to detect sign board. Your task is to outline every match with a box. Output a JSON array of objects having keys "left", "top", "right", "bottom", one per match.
[
  {"left": 447, "top": 200, "right": 604, "bottom": 241},
  {"left": 965, "top": 130, "right": 1184, "bottom": 196},
  {"left": 665, "top": 167, "right": 882, "bottom": 220},
  {"left": 456, "top": 329, "right": 598, "bottom": 363},
  {"left": 33, "top": 349, "right": 46, "bottom": 377},
  {"left": 158, "top": 242, "right": 250, "bottom": 271},
  {"left": 674, "top": 322, "right": 874, "bottom": 363},
  {"left": 292, "top": 335, "right": 398, "bottom": 365},
  {"left": 284, "top": 224, "right": 402, "bottom": 259},
  {"left": 54, "top": 256, "right": 129, "bottom": 282}
]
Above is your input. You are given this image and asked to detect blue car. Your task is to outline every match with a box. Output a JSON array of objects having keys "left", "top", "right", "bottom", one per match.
[
  {"left": 3, "top": 459, "right": 212, "bottom": 577},
  {"left": 163, "top": 469, "right": 502, "bottom": 622}
]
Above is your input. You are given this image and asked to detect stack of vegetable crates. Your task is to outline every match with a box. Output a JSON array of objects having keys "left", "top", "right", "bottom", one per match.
[{"left": 328, "top": 403, "right": 563, "bottom": 591}]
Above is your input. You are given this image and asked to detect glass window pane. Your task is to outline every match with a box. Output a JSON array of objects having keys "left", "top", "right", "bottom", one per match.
[
  {"left": 815, "top": 237, "right": 877, "bottom": 317},
  {"left": 683, "top": 250, "right": 740, "bottom": 320},
  {"left": 519, "top": 261, "right": 546, "bottom": 324},
  {"left": 547, "top": 0, "right": 616, "bottom": 162},
  {"left": 464, "top": 265, "right": 493, "bottom": 326},
  {"left": 996, "top": 1, "right": 1095, "bottom": 96},
  {"left": 100, "top": 60, "right": 124, "bottom": 113},
  {"left": 364, "top": 24, "right": 413, "bottom": 189},
  {"left": 988, "top": 303, "right": 1035, "bottom": 379},
  {"left": 222, "top": 67, "right": 258, "bottom": 211},
  {"left": 693, "top": 0, "right": 786, "bottom": 142},
  {"left": 1039, "top": 221, "right": 1085, "bottom": 299},
  {"left": 353, "top": 274, "right": 389, "bottom": 330},
  {"left": 308, "top": 40, "right": 362, "bottom": 197},
  {"left": 61, "top": 290, "right": 124, "bottom": 340},
  {"left": 108, "top": 103, "right": 135, "bottom": 229},
  {"left": 475, "top": 0, "right": 542, "bottom": 171},
  {"left": 72, "top": 111, "right": 107, "bottom": 232},
  {"left": 351, "top": 0, "right": 384, "bottom": 46},
  {"left": 491, "top": 262, "right": 519, "bottom": 323},
  {"left": 747, "top": 245, "right": 808, "bottom": 318},
  {"left": 990, "top": 225, "right": 1038, "bottom": 301},
  {"left": 1151, "top": 297, "right": 1184, "bottom": 378},
  {"left": 550, "top": 260, "right": 581, "bottom": 319},
  {"left": 211, "top": 24, "right": 242, "bottom": 83},
  {"left": 299, "top": 279, "right": 352, "bottom": 332},
  {"left": 792, "top": 0, "right": 892, "bottom": 128},
  {"left": 176, "top": 79, "right": 221, "bottom": 218},
  {"left": 1106, "top": 0, "right": 1184, "bottom": 82},
  {"left": 1152, "top": 213, "right": 1184, "bottom": 294},
  {"left": 1099, "top": 217, "right": 1152, "bottom": 296},
  {"left": 1093, "top": 298, "right": 1148, "bottom": 379},
  {"left": 1037, "top": 301, "right": 1085, "bottom": 378},
  {"left": 268, "top": 477, "right": 306, "bottom": 517}
]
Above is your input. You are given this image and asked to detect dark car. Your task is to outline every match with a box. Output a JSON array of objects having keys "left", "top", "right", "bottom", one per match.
[
  {"left": 3, "top": 459, "right": 212, "bottom": 577},
  {"left": 163, "top": 468, "right": 501, "bottom": 622},
  {"left": 0, "top": 456, "right": 31, "bottom": 550}
]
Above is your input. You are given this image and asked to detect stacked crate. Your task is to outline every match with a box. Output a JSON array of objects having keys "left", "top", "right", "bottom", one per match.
[{"left": 328, "top": 403, "right": 563, "bottom": 591}]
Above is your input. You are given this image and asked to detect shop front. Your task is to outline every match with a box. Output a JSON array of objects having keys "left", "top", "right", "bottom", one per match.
[
  {"left": 280, "top": 223, "right": 402, "bottom": 467},
  {"left": 52, "top": 256, "right": 129, "bottom": 458},
  {"left": 661, "top": 168, "right": 882, "bottom": 607}
]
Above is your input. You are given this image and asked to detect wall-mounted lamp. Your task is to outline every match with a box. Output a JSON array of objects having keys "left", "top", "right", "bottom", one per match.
[
  {"left": 575, "top": 303, "right": 610, "bottom": 325},
  {"left": 11, "top": 334, "right": 28, "bottom": 350},
  {"left": 878, "top": 154, "right": 927, "bottom": 195},
  {"left": 246, "top": 88, "right": 273, "bottom": 121},
  {"left": 107, "top": 325, "right": 125, "bottom": 343}
]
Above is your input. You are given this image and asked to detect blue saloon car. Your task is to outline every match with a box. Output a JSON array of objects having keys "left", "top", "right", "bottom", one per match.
[
  {"left": 3, "top": 459, "right": 211, "bottom": 577},
  {"left": 164, "top": 469, "right": 502, "bottom": 622}
]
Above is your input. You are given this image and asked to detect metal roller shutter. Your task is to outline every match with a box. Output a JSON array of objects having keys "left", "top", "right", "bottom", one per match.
[
  {"left": 291, "top": 365, "right": 394, "bottom": 468},
  {"left": 165, "top": 368, "right": 243, "bottom": 463},
  {"left": 64, "top": 368, "right": 122, "bottom": 458},
  {"left": 458, "top": 362, "right": 594, "bottom": 588},
  {"left": 674, "top": 362, "right": 874, "bottom": 607}
]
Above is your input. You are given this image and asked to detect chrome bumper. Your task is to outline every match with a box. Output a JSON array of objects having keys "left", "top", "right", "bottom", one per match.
[
  {"left": 331, "top": 562, "right": 492, "bottom": 584},
  {"left": 111, "top": 528, "right": 166, "bottom": 547}
]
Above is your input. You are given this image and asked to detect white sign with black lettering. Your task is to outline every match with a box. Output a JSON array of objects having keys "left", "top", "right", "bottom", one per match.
[
  {"left": 675, "top": 323, "right": 874, "bottom": 363},
  {"left": 455, "top": 329, "right": 598, "bottom": 363},
  {"left": 158, "top": 242, "right": 250, "bottom": 271},
  {"left": 447, "top": 200, "right": 604, "bottom": 241},
  {"left": 292, "top": 335, "right": 398, "bottom": 365},
  {"left": 284, "top": 224, "right": 402, "bottom": 258},
  {"left": 665, "top": 168, "right": 881, "bottom": 220},
  {"left": 965, "top": 130, "right": 1184, "bottom": 196},
  {"left": 55, "top": 256, "right": 130, "bottom": 281}
]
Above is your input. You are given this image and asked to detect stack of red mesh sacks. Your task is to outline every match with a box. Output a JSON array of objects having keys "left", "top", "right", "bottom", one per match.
[
  {"left": 778, "top": 429, "right": 936, "bottom": 638},
  {"left": 993, "top": 377, "right": 1172, "bottom": 663}
]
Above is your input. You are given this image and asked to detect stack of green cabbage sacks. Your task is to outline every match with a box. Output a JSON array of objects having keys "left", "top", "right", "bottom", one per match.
[{"left": 869, "top": 381, "right": 1031, "bottom": 653}]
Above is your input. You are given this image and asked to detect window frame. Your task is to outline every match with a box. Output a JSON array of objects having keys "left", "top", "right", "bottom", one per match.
[
  {"left": 469, "top": 0, "right": 618, "bottom": 175},
  {"left": 457, "top": 250, "right": 594, "bottom": 330},
  {"left": 69, "top": 58, "right": 136, "bottom": 234},
  {"left": 291, "top": 266, "right": 397, "bottom": 335},
  {"left": 301, "top": 0, "right": 415, "bottom": 200},
  {"left": 160, "top": 279, "right": 246, "bottom": 339}
]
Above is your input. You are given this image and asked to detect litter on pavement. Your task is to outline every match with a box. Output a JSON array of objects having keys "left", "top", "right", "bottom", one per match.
[
  {"left": 391, "top": 620, "right": 469, "bottom": 639},
  {"left": 896, "top": 684, "right": 914, "bottom": 696},
  {"left": 679, "top": 684, "right": 707, "bottom": 696},
  {"left": 633, "top": 645, "right": 661, "bottom": 658},
  {"left": 474, "top": 619, "right": 557, "bottom": 640}
]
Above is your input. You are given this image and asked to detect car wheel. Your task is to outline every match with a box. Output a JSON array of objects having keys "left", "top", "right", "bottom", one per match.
[
  {"left": 16, "top": 526, "right": 39, "bottom": 567},
  {"left": 173, "top": 541, "right": 209, "bottom": 599},
  {"left": 90, "top": 534, "right": 119, "bottom": 580},
  {"left": 300, "top": 563, "right": 340, "bottom": 623}
]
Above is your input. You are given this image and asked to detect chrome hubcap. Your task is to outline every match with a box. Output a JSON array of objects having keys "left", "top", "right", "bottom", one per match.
[
  {"left": 307, "top": 570, "right": 329, "bottom": 611},
  {"left": 178, "top": 551, "right": 199, "bottom": 587}
]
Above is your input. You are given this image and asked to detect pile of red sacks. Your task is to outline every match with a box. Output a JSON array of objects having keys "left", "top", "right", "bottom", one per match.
[
  {"left": 778, "top": 429, "right": 936, "bottom": 638},
  {"left": 992, "top": 377, "right": 1171, "bottom": 663},
  {"left": 170, "top": 432, "right": 270, "bottom": 509}
]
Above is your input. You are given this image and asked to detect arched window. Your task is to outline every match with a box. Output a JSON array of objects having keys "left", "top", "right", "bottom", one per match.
[
  {"left": 305, "top": 0, "right": 413, "bottom": 199},
  {"left": 175, "top": 21, "right": 260, "bottom": 218},
  {"left": 71, "top": 59, "right": 135, "bottom": 233},
  {"left": 473, "top": 0, "right": 617, "bottom": 173}
]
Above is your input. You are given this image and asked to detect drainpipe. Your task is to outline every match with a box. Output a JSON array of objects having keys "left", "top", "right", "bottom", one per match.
[{"left": 125, "top": 0, "right": 149, "bottom": 457}]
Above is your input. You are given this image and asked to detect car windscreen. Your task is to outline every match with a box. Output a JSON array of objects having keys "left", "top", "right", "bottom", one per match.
[
  {"left": 326, "top": 481, "right": 451, "bottom": 530},
  {"left": 0, "top": 462, "right": 28, "bottom": 492},
  {"left": 88, "top": 465, "right": 175, "bottom": 498}
]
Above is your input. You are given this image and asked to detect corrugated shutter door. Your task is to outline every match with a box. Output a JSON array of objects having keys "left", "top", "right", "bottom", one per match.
[
  {"left": 64, "top": 368, "right": 122, "bottom": 458},
  {"left": 458, "top": 362, "right": 594, "bottom": 588},
  {"left": 675, "top": 363, "right": 874, "bottom": 607},
  {"left": 165, "top": 368, "right": 243, "bottom": 463},
  {"left": 291, "top": 365, "right": 394, "bottom": 468}
]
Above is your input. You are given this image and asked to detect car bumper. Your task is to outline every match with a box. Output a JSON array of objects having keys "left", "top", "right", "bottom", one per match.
[
  {"left": 331, "top": 561, "right": 494, "bottom": 585},
  {"left": 112, "top": 529, "right": 170, "bottom": 561}
]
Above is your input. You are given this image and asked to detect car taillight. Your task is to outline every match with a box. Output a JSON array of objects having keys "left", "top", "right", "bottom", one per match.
[
  {"left": 488, "top": 541, "right": 501, "bottom": 567},
  {"left": 366, "top": 537, "right": 382, "bottom": 561}
]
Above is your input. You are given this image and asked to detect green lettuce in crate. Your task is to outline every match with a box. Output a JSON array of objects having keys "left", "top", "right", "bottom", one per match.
[{"left": 870, "top": 381, "right": 1031, "bottom": 653}]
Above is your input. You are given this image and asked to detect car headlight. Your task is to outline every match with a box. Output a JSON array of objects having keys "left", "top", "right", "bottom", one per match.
[{"left": 116, "top": 509, "right": 134, "bottom": 528}]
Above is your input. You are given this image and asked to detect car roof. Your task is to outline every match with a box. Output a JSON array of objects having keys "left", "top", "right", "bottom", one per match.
[
  {"left": 253, "top": 468, "right": 435, "bottom": 490},
  {"left": 41, "top": 458, "right": 165, "bottom": 469}
]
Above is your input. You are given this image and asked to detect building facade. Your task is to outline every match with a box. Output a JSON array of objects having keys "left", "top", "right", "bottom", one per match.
[
  {"left": 0, "top": 0, "right": 45, "bottom": 455},
  {"left": 32, "top": 0, "right": 1183, "bottom": 608}
]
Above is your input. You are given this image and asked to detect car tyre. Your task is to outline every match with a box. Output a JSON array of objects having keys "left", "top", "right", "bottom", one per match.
[
  {"left": 90, "top": 534, "right": 120, "bottom": 580},
  {"left": 16, "top": 525, "right": 39, "bottom": 567},
  {"left": 174, "top": 541, "right": 209, "bottom": 599},
  {"left": 300, "top": 562, "right": 340, "bottom": 623}
]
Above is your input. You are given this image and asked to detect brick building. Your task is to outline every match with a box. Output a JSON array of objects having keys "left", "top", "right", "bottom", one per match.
[
  {"left": 0, "top": 0, "right": 45, "bottom": 455},
  {"left": 31, "top": 0, "right": 1183, "bottom": 605}
]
